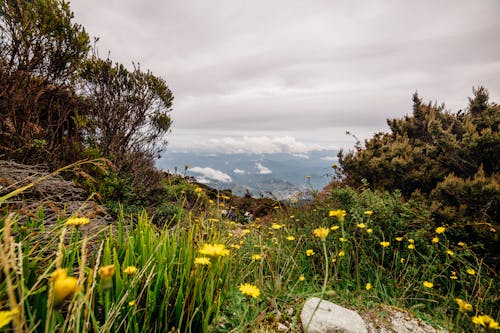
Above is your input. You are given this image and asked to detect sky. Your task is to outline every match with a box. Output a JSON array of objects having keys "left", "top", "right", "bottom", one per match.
[{"left": 70, "top": 0, "right": 500, "bottom": 155}]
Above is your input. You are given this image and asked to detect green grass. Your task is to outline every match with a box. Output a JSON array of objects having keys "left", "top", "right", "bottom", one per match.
[{"left": 1, "top": 175, "right": 498, "bottom": 332}]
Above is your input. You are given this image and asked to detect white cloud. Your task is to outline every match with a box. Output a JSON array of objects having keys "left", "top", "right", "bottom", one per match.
[
  {"left": 176, "top": 135, "right": 334, "bottom": 154},
  {"left": 189, "top": 167, "right": 232, "bottom": 183},
  {"left": 255, "top": 163, "right": 272, "bottom": 174},
  {"left": 320, "top": 156, "right": 338, "bottom": 161},
  {"left": 233, "top": 168, "right": 245, "bottom": 174}
]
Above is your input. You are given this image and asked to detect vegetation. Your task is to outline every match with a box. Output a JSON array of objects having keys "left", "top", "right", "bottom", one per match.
[
  {"left": 0, "top": 0, "right": 498, "bottom": 332},
  {"left": 339, "top": 87, "right": 499, "bottom": 264}
]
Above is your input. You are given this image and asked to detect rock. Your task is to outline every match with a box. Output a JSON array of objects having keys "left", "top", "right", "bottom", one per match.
[
  {"left": 363, "top": 305, "right": 449, "bottom": 333},
  {"left": 301, "top": 297, "right": 368, "bottom": 333}
]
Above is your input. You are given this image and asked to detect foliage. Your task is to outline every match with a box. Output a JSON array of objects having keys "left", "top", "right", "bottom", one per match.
[
  {"left": 0, "top": 0, "right": 90, "bottom": 167},
  {"left": 3, "top": 172, "right": 498, "bottom": 332},
  {"left": 339, "top": 88, "right": 500, "bottom": 263}
]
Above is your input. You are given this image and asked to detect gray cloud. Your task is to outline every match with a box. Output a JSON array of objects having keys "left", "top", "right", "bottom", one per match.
[{"left": 71, "top": 0, "right": 500, "bottom": 148}]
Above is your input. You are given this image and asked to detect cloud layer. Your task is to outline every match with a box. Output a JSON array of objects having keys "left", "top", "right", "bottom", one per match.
[
  {"left": 188, "top": 167, "right": 232, "bottom": 183},
  {"left": 71, "top": 0, "right": 500, "bottom": 150}
]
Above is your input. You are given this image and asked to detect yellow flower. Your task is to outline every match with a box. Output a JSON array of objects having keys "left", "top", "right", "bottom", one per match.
[
  {"left": 366, "top": 228, "right": 373, "bottom": 234},
  {"left": 242, "top": 229, "right": 251, "bottom": 234},
  {"left": 194, "top": 257, "right": 211, "bottom": 265},
  {"left": 312, "top": 227, "right": 330, "bottom": 240},
  {"left": 472, "top": 315, "right": 499, "bottom": 329},
  {"left": 357, "top": 223, "right": 366, "bottom": 229},
  {"left": 51, "top": 268, "right": 81, "bottom": 304},
  {"left": 408, "top": 239, "right": 415, "bottom": 244},
  {"left": 271, "top": 223, "right": 282, "bottom": 230},
  {"left": 194, "top": 187, "right": 202, "bottom": 194},
  {"left": 306, "top": 175, "right": 311, "bottom": 179},
  {"left": 239, "top": 283, "right": 260, "bottom": 298},
  {"left": 400, "top": 258, "right": 405, "bottom": 263},
  {"left": 286, "top": 236, "right": 295, "bottom": 241},
  {"left": 123, "top": 266, "right": 138, "bottom": 275},
  {"left": 328, "top": 209, "right": 347, "bottom": 219},
  {"left": 363, "top": 210, "right": 373, "bottom": 216},
  {"left": 330, "top": 225, "right": 340, "bottom": 231},
  {"left": 395, "top": 237, "right": 403, "bottom": 242},
  {"left": 66, "top": 217, "right": 90, "bottom": 226},
  {"left": 435, "top": 227, "right": 446, "bottom": 234},
  {"left": 466, "top": 268, "right": 475, "bottom": 275},
  {"left": 450, "top": 271, "right": 458, "bottom": 280},
  {"left": 199, "top": 243, "right": 230, "bottom": 257},
  {"left": 99, "top": 265, "right": 115, "bottom": 280},
  {"left": 299, "top": 275, "right": 305, "bottom": 281},
  {"left": 0, "top": 308, "right": 19, "bottom": 329},
  {"left": 331, "top": 258, "right": 337, "bottom": 263},
  {"left": 251, "top": 254, "right": 262, "bottom": 261},
  {"left": 431, "top": 237, "right": 439, "bottom": 244},
  {"left": 423, "top": 281, "right": 434, "bottom": 288},
  {"left": 458, "top": 241, "right": 465, "bottom": 247},
  {"left": 128, "top": 300, "right": 136, "bottom": 307},
  {"left": 306, "top": 249, "right": 315, "bottom": 256},
  {"left": 365, "top": 283, "right": 372, "bottom": 290},
  {"left": 230, "top": 244, "right": 241, "bottom": 249},
  {"left": 454, "top": 298, "right": 473, "bottom": 313},
  {"left": 339, "top": 237, "right": 347, "bottom": 242},
  {"left": 380, "top": 241, "right": 390, "bottom": 248},
  {"left": 408, "top": 244, "right": 415, "bottom": 250},
  {"left": 338, "top": 250, "right": 345, "bottom": 257},
  {"left": 446, "top": 249, "right": 454, "bottom": 256}
]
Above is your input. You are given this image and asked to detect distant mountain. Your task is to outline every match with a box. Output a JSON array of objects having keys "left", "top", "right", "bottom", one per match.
[{"left": 157, "top": 150, "right": 338, "bottom": 199}]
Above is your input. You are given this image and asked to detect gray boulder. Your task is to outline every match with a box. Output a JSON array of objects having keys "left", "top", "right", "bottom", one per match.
[{"left": 301, "top": 297, "right": 368, "bottom": 333}]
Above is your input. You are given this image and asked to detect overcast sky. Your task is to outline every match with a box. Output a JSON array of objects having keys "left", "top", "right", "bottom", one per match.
[{"left": 70, "top": 0, "right": 500, "bottom": 154}]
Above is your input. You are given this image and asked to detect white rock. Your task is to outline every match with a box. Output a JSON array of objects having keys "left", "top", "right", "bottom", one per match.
[{"left": 301, "top": 297, "right": 368, "bottom": 333}]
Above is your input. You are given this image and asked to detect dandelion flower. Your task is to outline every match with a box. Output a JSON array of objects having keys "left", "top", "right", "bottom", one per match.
[
  {"left": 466, "top": 268, "right": 475, "bottom": 275},
  {"left": 312, "top": 227, "right": 330, "bottom": 240},
  {"left": 357, "top": 223, "right": 366, "bottom": 229},
  {"left": 66, "top": 217, "right": 90, "bottom": 226},
  {"left": 364, "top": 210, "right": 373, "bottom": 216},
  {"left": 458, "top": 241, "right": 465, "bottom": 247},
  {"left": 435, "top": 227, "right": 446, "bottom": 234},
  {"left": 365, "top": 283, "right": 372, "bottom": 290},
  {"left": 408, "top": 244, "right": 415, "bottom": 250},
  {"left": 306, "top": 175, "right": 311, "bottom": 179},
  {"left": 251, "top": 254, "right": 262, "bottom": 261},
  {"left": 123, "top": 266, "right": 138, "bottom": 275},
  {"left": 194, "top": 257, "right": 211, "bottom": 265},
  {"left": 271, "top": 223, "right": 282, "bottom": 230},
  {"left": 299, "top": 275, "right": 305, "bottom": 281},
  {"left": 450, "top": 271, "right": 458, "bottom": 280},
  {"left": 51, "top": 268, "right": 81, "bottom": 304},
  {"left": 366, "top": 228, "right": 373, "bottom": 234},
  {"left": 328, "top": 209, "right": 346, "bottom": 219},
  {"left": 338, "top": 250, "right": 345, "bottom": 257},
  {"left": 239, "top": 283, "right": 260, "bottom": 298},
  {"left": 380, "top": 241, "right": 390, "bottom": 248},
  {"left": 306, "top": 249, "right": 315, "bottom": 256},
  {"left": 423, "top": 281, "right": 434, "bottom": 288},
  {"left": 395, "top": 237, "right": 403, "bottom": 242},
  {"left": 199, "top": 243, "right": 230, "bottom": 257},
  {"left": 99, "top": 265, "right": 115, "bottom": 280},
  {"left": 128, "top": 300, "right": 136, "bottom": 307},
  {"left": 472, "top": 315, "right": 499, "bottom": 329},
  {"left": 446, "top": 249, "right": 454, "bottom": 256},
  {"left": 400, "top": 258, "right": 405, "bottom": 263},
  {"left": 408, "top": 239, "right": 415, "bottom": 244},
  {"left": 242, "top": 229, "right": 251, "bottom": 234},
  {"left": 330, "top": 225, "right": 340, "bottom": 231},
  {"left": 230, "top": 244, "right": 241, "bottom": 249},
  {"left": 286, "top": 236, "right": 295, "bottom": 241},
  {"left": 195, "top": 187, "right": 202, "bottom": 194},
  {"left": 339, "top": 237, "right": 347, "bottom": 242},
  {"left": 431, "top": 237, "right": 440, "bottom": 244},
  {"left": 454, "top": 298, "right": 473, "bottom": 313},
  {"left": 0, "top": 308, "right": 19, "bottom": 329}
]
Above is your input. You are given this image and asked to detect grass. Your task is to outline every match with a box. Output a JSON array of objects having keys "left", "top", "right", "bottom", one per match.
[{"left": 0, "top": 170, "right": 498, "bottom": 332}]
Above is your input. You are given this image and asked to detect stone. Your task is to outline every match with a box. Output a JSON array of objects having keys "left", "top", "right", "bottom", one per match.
[{"left": 301, "top": 297, "right": 368, "bottom": 333}]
